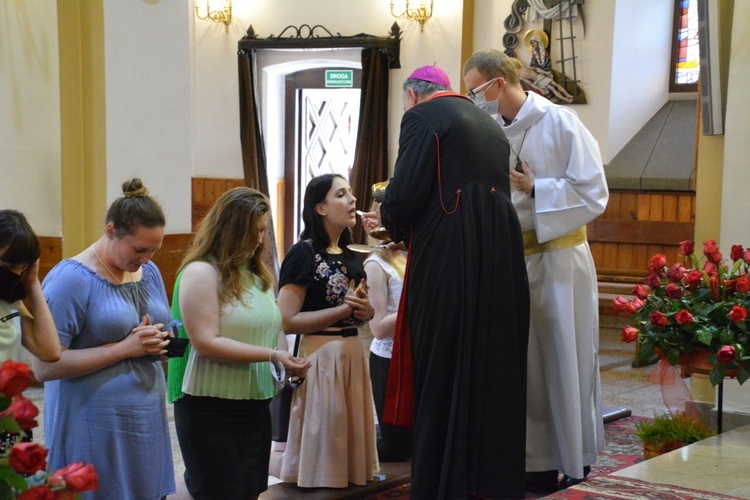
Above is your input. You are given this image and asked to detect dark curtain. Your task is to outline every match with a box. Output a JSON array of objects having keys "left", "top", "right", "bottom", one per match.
[
  {"left": 238, "top": 48, "right": 281, "bottom": 284},
  {"left": 350, "top": 48, "right": 391, "bottom": 244}
]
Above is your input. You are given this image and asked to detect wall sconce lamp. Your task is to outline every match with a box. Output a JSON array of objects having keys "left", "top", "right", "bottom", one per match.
[
  {"left": 195, "top": 1, "right": 232, "bottom": 32},
  {"left": 390, "top": 1, "right": 433, "bottom": 33}
]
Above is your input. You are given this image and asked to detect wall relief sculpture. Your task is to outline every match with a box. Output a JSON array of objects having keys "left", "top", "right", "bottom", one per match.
[{"left": 502, "top": 0, "right": 587, "bottom": 104}]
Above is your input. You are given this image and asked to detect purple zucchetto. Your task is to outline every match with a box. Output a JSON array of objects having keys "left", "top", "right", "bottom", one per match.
[{"left": 408, "top": 65, "right": 451, "bottom": 88}]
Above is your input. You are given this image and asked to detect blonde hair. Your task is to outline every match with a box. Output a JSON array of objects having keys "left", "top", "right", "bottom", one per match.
[
  {"left": 367, "top": 202, "right": 406, "bottom": 279},
  {"left": 509, "top": 57, "right": 524, "bottom": 73},
  {"left": 181, "top": 187, "right": 274, "bottom": 304},
  {"left": 463, "top": 48, "right": 521, "bottom": 86},
  {"left": 377, "top": 249, "right": 406, "bottom": 280}
]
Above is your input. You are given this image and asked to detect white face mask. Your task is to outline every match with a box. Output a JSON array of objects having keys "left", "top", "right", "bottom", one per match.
[
  {"left": 473, "top": 95, "right": 498, "bottom": 115},
  {"left": 468, "top": 77, "right": 499, "bottom": 115}
]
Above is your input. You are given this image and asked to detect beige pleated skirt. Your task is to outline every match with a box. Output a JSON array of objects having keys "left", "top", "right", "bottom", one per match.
[{"left": 279, "top": 334, "right": 379, "bottom": 488}]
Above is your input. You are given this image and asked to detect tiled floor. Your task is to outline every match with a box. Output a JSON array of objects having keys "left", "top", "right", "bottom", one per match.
[{"left": 614, "top": 423, "right": 750, "bottom": 498}]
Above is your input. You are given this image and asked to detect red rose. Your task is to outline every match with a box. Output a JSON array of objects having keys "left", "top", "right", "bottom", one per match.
[
  {"left": 646, "top": 272, "right": 662, "bottom": 289},
  {"left": 665, "top": 283, "right": 683, "bottom": 299},
  {"left": 680, "top": 240, "right": 695, "bottom": 256},
  {"left": 674, "top": 310, "right": 694, "bottom": 325},
  {"left": 632, "top": 297, "right": 645, "bottom": 310},
  {"left": 704, "top": 262, "right": 722, "bottom": 276},
  {"left": 0, "top": 360, "right": 33, "bottom": 398},
  {"left": 1, "top": 396, "right": 39, "bottom": 431},
  {"left": 18, "top": 485, "right": 55, "bottom": 500},
  {"left": 729, "top": 305, "right": 747, "bottom": 323},
  {"left": 717, "top": 345, "right": 736, "bottom": 364},
  {"left": 631, "top": 284, "right": 650, "bottom": 300},
  {"left": 650, "top": 253, "right": 667, "bottom": 269},
  {"left": 684, "top": 269, "right": 703, "bottom": 289},
  {"left": 731, "top": 245, "right": 744, "bottom": 262},
  {"left": 666, "top": 263, "right": 685, "bottom": 283},
  {"left": 612, "top": 296, "right": 633, "bottom": 313},
  {"left": 51, "top": 462, "right": 99, "bottom": 494},
  {"left": 9, "top": 442, "right": 47, "bottom": 475},
  {"left": 703, "top": 240, "right": 722, "bottom": 264},
  {"left": 736, "top": 277, "right": 750, "bottom": 294},
  {"left": 744, "top": 249, "right": 750, "bottom": 263},
  {"left": 621, "top": 325, "right": 638, "bottom": 343},
  {"left": 650, "top": 311, "right": 668, "bottom": 329}
]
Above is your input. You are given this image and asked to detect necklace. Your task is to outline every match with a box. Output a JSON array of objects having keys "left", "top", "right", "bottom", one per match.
[
  {"left": 91, "top": 244, "right": 126, "bottom": 284},
  {"left": 510, "top": 127, "right": 530, "bottom": 173},
  {"left": 91, "top": 244, "right": 141, "bottom": 313}
]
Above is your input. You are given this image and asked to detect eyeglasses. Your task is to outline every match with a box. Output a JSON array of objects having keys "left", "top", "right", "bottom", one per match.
[{"left": 466, "top": 77, "right": 499, "bottom": 99}]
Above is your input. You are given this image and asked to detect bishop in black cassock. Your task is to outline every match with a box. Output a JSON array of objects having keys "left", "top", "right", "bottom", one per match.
[{"left": 378, "top": 65, "right": 530, "bottom": 499}]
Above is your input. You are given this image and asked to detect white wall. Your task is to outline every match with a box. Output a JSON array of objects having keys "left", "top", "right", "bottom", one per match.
[
  {"left": 0, "top": 1, "right": 61, "bottom": 236},
  {"left": 607, "top": 0, "right": 672, "bottom": 162},
  {"left": 719, "top": 1, "right": 750, "bottom": 249},
  {"left": 719, "top": 1, "right": 750, "bottom": 413},
  {"left": 103, "top": 0, "right": 194, "bottom": 234}
]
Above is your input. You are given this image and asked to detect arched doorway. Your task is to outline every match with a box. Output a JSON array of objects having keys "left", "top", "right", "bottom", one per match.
[{"left": 238, "top": 24, "right": 401, "bottom": 264}]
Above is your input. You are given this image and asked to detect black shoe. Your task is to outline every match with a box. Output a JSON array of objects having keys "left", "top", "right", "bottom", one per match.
[
  {"left": 525, "top": 470, "right": 558, "bottom": 493},
  {"left": 559, "top": 465, "right": 591, "bottom": 489}
]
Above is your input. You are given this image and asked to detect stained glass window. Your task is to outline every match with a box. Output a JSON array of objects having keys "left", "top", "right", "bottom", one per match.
[{"left": 671, "top": 0, "right": 699, "bottom": 91}]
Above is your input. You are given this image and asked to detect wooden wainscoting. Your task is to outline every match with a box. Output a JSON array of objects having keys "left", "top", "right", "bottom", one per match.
[
  {"left": 588, "top": 189, "right": 695, "bottom": 283},
  {"left": 151, "top": 233, "right": 194, "bottom": 303},
  {"left": 38, "top": 237, "right": 63, "bottom": 283},
  {"left": 191, "top": 177, "right": 245, "bottom": 231}
]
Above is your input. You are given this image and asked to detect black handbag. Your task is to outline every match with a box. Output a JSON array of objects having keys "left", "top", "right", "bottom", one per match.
[{"left": 270, "top": 335, "right": 300, "bottom": 442}]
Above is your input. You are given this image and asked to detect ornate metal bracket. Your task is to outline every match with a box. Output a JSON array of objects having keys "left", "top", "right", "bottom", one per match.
[{"left": 239, "top": 23, "right": 402, "bottom": 69}]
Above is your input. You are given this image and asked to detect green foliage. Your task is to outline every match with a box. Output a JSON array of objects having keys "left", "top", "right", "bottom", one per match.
[{"left": 635, "top": 412, "right": 714, "bottom": 448}]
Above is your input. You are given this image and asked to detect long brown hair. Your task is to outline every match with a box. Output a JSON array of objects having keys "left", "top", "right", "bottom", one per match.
[{"left": 181, "top": 187, "right": 273, "bottom": 304}]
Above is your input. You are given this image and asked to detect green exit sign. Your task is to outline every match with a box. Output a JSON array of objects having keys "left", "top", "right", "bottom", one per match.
[{"left": 325, "top": 70, "right": 353, "bottom": 88}]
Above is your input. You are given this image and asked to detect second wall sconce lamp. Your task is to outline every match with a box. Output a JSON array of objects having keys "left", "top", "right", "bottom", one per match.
[
  {"left": 390, "top": 0, "right": 433, "bottom": 33},
  {"left": 195, "top": 0, "right": 232, "bottom": 32}
]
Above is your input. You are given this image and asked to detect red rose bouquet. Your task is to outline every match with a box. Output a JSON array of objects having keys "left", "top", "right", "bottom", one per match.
[
  {"left": 613, "top": 240, "right": 750, "bottom": 386},
  {"left": 0, "top": 360, "right": 98, "bottom": 499}
]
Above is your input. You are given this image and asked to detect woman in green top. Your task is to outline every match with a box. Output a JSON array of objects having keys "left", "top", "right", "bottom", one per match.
[{"left": 170, "top": 187, "right": 310, "bottom": 500}]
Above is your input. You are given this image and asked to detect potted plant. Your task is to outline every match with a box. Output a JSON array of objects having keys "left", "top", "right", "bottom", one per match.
[
  {"left": 613, "top": 240, "right": 750, "bottom": 386},
  {"left": 635, "top": 411, "right": 714, "bottom": 459}
]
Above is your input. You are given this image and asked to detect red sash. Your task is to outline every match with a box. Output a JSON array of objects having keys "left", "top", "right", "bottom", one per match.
[{"left": 382, "top": 241, "right": 414, "bottom": 428}]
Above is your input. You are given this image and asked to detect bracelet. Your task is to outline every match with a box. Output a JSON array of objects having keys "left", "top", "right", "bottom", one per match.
[{"left": 270, "top": 346, "right": 279, "bottom": 364}]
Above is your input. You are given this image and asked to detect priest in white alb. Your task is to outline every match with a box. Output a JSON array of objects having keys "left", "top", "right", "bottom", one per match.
[{"left": 463, "top": 48, "right": 609, "bottom": 493}]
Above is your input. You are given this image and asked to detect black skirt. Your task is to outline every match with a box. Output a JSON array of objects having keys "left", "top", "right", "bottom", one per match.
[{"left": 174, "top": 394, "right": 272, "bottom": 500}]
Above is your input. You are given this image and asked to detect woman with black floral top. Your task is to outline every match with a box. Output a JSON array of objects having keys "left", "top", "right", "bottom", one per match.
[{"left": 278, "top": 174, "right": 378, "bottom": 488}]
